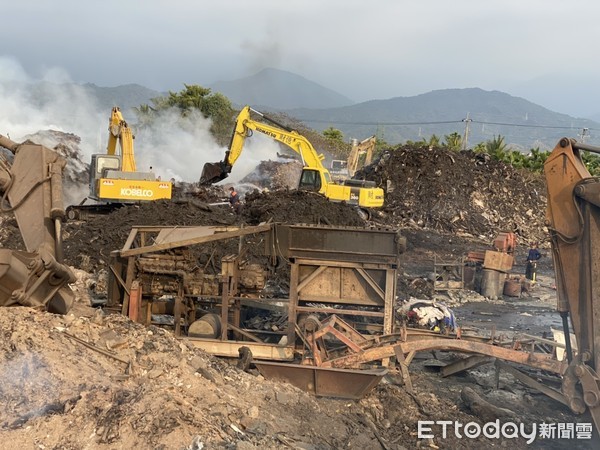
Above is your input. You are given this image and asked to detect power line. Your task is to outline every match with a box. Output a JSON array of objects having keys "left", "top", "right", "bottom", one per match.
[
  {"left": 300, "top": 117, "right": 600, "bottom": 132},
  {"left": 303, "top": 119, "right": 464, "bottom": 126},
  {"left": 471, "top": 120, "right": 587, "bottom": 131}
]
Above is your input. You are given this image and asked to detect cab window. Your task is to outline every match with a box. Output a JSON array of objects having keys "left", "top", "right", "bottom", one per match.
[
  {"left": 96, "top": 156, "right": 121, "bottom": 175},
  {"left": 299, "top": 169, "right": 321, "bottom": 191}
]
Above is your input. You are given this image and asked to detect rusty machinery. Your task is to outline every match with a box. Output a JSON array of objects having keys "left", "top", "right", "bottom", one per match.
[
  {"left": 0, "top": 135, "right": 75, "bottom": 314},
  {"left": 106, "top": 223, "right": 404, "bottom": 365}
]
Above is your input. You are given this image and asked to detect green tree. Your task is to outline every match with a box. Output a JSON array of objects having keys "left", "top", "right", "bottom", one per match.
[
  {"left": 323, "top": 127, "right": 344, "bottom": 143},
  {"left": 582, "top": 152, "right": 600, "bottom": 176},
  {"left": 443, "top": 132, "right": 463, "bottom": 152},
  {"left": 134, "top": 84, "right": 235, "bottom": 146},
  {"left": 522, "top": 147, "right": 549, "bottom": 172},
  {"left": 132, "top": 103, "right": 156, "bottom": 127},
  {"left": 420, "top": 134, "right": 441, "bottom": 149},
  {"left": 472, "top": 142, "right": 487, "bottom": 153},
  {"left": 484, "top": 135, "right": 510, "bottom": 162}
]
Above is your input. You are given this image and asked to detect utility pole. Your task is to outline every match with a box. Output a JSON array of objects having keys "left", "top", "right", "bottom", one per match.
[{"left": 462, "top": 113, "right": 472, "bottom": 150}]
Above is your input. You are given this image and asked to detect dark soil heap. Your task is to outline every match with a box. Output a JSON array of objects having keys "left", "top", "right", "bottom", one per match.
[
  {"left": 62, "top": 190, "right": 366, "bottom": 269},
  {"left": 358, "top": 145, "right": 547, "bottom": 242},
  {"left": 242, "top": 189, "right": 365, "bottom": 226}
]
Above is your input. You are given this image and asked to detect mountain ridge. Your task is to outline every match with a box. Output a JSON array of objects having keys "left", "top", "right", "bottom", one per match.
[
  {"left": 209, "top": 68, "right": 355, "bottom": 110},
  {"left": 11, "top": 69, "right": 600, "bottom": 149},
  {"left": 284, "top": 87, "right": 599, "bottom": 149}
]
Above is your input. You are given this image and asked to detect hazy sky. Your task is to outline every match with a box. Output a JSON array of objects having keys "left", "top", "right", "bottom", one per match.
[{"left": 2, "top": 0, "right": 600, "bottom": 117}]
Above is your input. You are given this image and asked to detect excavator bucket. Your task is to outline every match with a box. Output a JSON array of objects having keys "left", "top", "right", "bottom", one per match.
[
  {"left": 0, "top": 135, "right": 75, "bottom": 314},
  {"left": 199, "top": 161, "right": 228, "bottom": 185}
]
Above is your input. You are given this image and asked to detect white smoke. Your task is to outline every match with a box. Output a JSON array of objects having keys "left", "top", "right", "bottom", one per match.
[
  {"left": 0, "top": 55, "right": 284, "bottom": 186},
  {"left": 0, "top": 56, "right": 104, "bottom": 157},
  {"left": 132, "top": 108, "right": 288, "bottom": 184}
]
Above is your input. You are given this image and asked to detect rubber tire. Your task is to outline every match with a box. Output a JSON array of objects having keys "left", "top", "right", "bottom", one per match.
[
  {"left": 66, "top": 207, "right": 79, "bottom": 221},
  {"left": 356, "top": 207, "right": 371, "bottom": 221}
]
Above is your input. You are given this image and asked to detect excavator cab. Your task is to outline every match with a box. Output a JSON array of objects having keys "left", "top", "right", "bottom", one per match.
[
  {"left": 89, "top": 154, "right": 121, "bottom": 199},
  {"left": 298, "top": 169, "right": 323, "bottom": 191}
]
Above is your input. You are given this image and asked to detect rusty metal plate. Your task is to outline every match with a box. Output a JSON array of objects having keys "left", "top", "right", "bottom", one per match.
[
  {"left": 266, "top": 224, "right": 401, "bottom": 264},
  {"left": 254, "top": 361, "right": 387, "bottom": 399}
]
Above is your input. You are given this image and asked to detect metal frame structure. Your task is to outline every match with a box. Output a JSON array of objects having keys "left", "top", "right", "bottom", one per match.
[{"left": 106, "top": 223, "right": 402, "bottom": 365}]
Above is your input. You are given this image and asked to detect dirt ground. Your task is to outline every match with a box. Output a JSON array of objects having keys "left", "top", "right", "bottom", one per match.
[
  {"left": 0, "top": 232, "right": 594, "bottom": 450},
  {"left": 0, "top": 133, "right": 597, "bottom": 449}
]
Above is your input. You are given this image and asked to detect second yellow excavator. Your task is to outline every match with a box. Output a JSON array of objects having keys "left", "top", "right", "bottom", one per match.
[
  {"left": 347, "top": 135, "right": 377, "bottom": 177},
  {"left": 200, "top": 106, "right": 384, "bottom": 210},
  {"left": 66, "top": 107, "right": 172, "bottom": 219}
]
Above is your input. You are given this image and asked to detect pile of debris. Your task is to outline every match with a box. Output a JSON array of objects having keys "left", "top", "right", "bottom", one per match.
[
  {"left": 357, "top": 145, "right": 547, "bottom": 243},
  {"left": 239, "top": 160, "right": 303, "bottom": 190},
  {"left": 0, "top": 306, "right": 517, "bottom": 449}
]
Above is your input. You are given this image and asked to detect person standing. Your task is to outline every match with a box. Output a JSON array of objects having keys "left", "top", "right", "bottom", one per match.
[
  {"left": 526, "top": 242, "right": 542, "bottom": 282},
  {"left": 229, "top": 186, "right": 242, "bottom": 214}
]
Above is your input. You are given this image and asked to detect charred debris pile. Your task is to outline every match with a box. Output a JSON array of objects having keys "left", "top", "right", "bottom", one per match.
[
  {"left": 61, "top": 190, "right": 366, "bottom": 270},
  {"left": 358, "top": 145, "right": 547, "bottom": 243}
]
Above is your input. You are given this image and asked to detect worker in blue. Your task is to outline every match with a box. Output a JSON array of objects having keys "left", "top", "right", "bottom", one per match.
[{"left": 525, "top": 242, "right": 542, "bottom": 282}]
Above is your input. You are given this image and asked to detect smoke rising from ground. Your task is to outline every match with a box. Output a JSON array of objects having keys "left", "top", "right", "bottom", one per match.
[
  {"left": 132, "top": 109, "right": 282, "bottom": 184},
  {"left": 0, "top": 56, "right": 280, "bottom": 186}
]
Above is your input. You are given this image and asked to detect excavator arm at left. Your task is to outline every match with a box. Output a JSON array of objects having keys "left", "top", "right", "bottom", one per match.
[{"left": 0, "top": 134, "right": 76, "bottom": 314}]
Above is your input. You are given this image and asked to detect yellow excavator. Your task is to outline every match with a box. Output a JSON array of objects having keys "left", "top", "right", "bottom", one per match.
[
  {"left": 66, "top": 107, "right": 172, "bottom": 220},
  {"left": 200, "top": 106, "right": 384, "bottom": 210},
  {"left": 347, "top": 135, "right": 377, "bottom": 177}
]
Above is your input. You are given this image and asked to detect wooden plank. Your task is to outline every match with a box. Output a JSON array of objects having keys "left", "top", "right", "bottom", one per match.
[
  {"left": 121, "top": 228, "right": 139, "bottom": 251},
  {"left": 297, "top": 265, "right": 328, "bottom": 292},
  {"left": 356, "top": 268, "right": 385, "bottom": 300},
  {"left": 128, "top": 280, "right": 141, "bottom": 323},
  {"left": 120, "top": 257, "right": 136, "bottom": 316},
  {"left": 119, "top": 223, "right": 271, "bottom": 257}
]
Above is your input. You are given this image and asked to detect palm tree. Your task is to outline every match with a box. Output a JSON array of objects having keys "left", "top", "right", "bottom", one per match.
[
  {"left": 443, "top": 132, "right": 463, "bottom": 151},
  {"left": 420, "top": 134, "right": 441, "bottom": 150},
  {"left": 485, "top": 135, "right": 509, "bottom": 160}
]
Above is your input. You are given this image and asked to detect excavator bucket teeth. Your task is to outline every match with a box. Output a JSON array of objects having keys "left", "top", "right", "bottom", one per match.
[{"left": 200, "top": 162, "right": 228, "bottom": 185}]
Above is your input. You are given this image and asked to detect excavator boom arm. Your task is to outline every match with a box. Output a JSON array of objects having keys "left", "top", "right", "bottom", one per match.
[
  {"left": 199, "top": 105, "right": 384, "bottom": 209},
  {"left": 544, "top": 137, "right": 600, "bottom": 430},
  {"left": 200, "top": 106, "right": 329, "bottom": 184},
  {"left": 348, "top": 136, "right": 376, "bottom": 177},
  {"left": 107, "top": 106, "right": 136, "bottom": 172},
  {"left": 229, "top": 106, "right": 327, "bottom": 170}
]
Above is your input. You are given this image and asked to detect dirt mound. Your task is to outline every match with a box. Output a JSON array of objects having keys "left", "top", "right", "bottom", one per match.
[
  {"left": 358, "top": 145, "right": 547, "bottom": 243},
  {"left": 61, "top": 190, "right": 365, "bottom": 270},
  {"left": 240, "top": 160, "right": 302, "bottom": 190},
  {"left": 0, "top": 307, "right": 361, "bottom": 449},
  {"left": 0, "top": 306, "right": 543, "bottom": 450},
  {"left": 243, "top": 189, "right": 365, "bottom": 226},
  {"left": 62, "top": 199, "right": 236, "bottom": 269}
]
